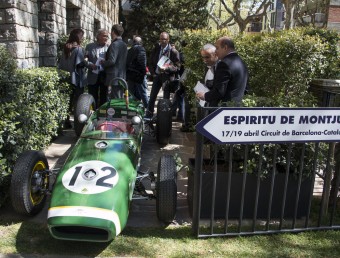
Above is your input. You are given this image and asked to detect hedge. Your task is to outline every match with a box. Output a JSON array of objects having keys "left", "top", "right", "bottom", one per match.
[
  {"left": 181, "top": 27, "right": 340, "bottom": 107},
  {"left": 0, "top": 46, "right": 71, "bottom": 205},
  {"left": 180, "top": 28, "right": 338, "bottom": 178}
]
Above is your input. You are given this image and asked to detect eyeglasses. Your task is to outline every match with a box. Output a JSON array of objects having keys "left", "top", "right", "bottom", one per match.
[{"left": 201, "top": 56, "right": 210, "bottom": 59}]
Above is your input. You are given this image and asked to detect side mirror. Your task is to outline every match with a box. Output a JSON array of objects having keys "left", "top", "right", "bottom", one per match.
[{"left": 78, "top": 114, "right": 88, "bottom": 123}]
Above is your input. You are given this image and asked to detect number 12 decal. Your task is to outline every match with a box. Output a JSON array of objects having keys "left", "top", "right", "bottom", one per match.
[{"left": 62, "top": 161, "right": 119, "bottom": 194}]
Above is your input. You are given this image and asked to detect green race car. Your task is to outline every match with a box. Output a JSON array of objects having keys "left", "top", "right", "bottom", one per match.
[{"left": 10, "top": 78, "right": 177, "bottom": 242}]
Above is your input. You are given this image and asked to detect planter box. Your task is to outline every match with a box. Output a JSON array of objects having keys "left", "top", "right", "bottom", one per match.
[{"left": 187, "top": 159, "right": 313, "bottom": 219}]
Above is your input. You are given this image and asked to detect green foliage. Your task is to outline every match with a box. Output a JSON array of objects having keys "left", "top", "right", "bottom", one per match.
[
  {"left": 14, "top": 68, "right": 71, "bottom": 148},
  {"left": 181, "top": 27, "right": 339, "bottom": 108},
  {"left": 0, "top": 47, "right": 71, "bottom": 206},
  {"left": 237, "top": 28, "right": 333, "bottom": 107},
  {"left": 57, "top": 34, "right": 69, "bottom": 61},
  {"left": 0, "top": 67, "right": 71, "bottom": 174},
  {"left": 231, "top": 142, "right": 328, "bottom": 179},
  {"left": 0, "top": 45, "right": 18, "bottom": 100},
  {"left": 302, "top": 27, "right": 340, "bottom": 78},
  {"left": 127, "top": 0, "right": 209, "bottom": 52},
  {"left": 181, "top": 28, "right": 337, "bottom": 177}
]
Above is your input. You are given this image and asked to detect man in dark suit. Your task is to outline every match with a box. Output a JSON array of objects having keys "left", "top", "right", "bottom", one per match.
[
  {"left": 196, "top": 36, "right": 248, "bottom": 107},
  {"left": 146, "top": 32, "right": 181, "bottom": 118},
  {"left": 101, "top": 24, "right": 127, "bottom": 98},
  {"left": 126, "top": 36, "right": 148, "bottom": 108}
]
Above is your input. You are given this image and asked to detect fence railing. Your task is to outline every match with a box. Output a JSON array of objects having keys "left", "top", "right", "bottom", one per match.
[{"left": 191, "top": 106, "right": 340, "bottom": 238}]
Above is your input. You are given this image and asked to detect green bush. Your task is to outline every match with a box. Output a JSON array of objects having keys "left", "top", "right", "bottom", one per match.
[
  {"left": 0, "top": 68, "right": 71, "bottom": 173},
  {"left": 0, "top": 46, "right": 71, "bottom": 205},
  {"left": 181, "top": 28, "right": 338, "bottom": 178},
  {"left": 0, "top": 46, "right": 18, "bottom": 101},
  {"left": 238, "top": 28, "right": 337, "bottom": 107},
  {"left": 181, "top": 28, "right": 339, "bottom": 108},
  {"left": 303, "top": 27, "right": 340, "bottom": 79},
  {"left": 230, "top": 142, "right": 328, "bottom": 179}
]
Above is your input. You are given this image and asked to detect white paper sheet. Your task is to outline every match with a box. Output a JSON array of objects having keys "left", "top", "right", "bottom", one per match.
[
  {"left": 194, "top": 81, "right": 210, "bottom": 107},
  {"left": 93, "top": 57, "right": 105, "bottom": 74},
  {"left": 157, "top": 55, "right": 171, "bottom": 69}
]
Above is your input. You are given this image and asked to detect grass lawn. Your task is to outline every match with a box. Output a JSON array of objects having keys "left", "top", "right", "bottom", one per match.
[{"left": 1, "top": 220, "right": 340, "bottom": 257}]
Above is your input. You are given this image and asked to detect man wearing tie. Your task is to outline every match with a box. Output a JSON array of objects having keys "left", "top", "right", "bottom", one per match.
[{"left": 146, "top": 32, "right": 181, "bottom": 118}]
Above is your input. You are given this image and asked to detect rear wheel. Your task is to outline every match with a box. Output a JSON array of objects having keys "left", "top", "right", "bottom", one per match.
[
  {"left": 156, "top": 99, "right": 172, "bottom": 145},
  {"left": 74, "top": 93, "right": 95, "bottom": 136},
  {"left": 156, "top": 155, "right": 177, "bottom": 223},
  {"left": 10, "top": 151, "right": 49, "bottom": 216}
]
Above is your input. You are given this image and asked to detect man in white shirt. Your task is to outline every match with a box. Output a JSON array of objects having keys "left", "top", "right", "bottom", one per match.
[
  {"left": 200, "top": 43, "right": 218, "bottom": 105},
  {"left": 85, "top": 29, "right": 109, "bottom": 107}
]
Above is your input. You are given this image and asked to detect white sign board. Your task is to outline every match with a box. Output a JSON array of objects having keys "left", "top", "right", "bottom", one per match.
[{"left": 195, "top": 108, "right": 340, "bottom": 144}]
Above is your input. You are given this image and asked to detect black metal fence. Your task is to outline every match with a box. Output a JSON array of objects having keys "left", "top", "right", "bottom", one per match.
[{"left": 191, "top": 106, "right": 340, "bottom": 238}]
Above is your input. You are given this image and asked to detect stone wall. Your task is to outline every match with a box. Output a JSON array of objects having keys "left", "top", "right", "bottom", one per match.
[{"left": 0, "top": 0, "right": 119, "bottom": 68}]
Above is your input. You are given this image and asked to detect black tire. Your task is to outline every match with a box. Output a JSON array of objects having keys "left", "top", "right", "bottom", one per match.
[
  {"left": 74, "top": 93, "right": 95, "bottom": 136},
  {"left": 156, "top": 155, "right": 177, "bottom": 223},
  {"left": 10, "top": 150, "right": 49, "bottom": 216},
  {"left": 156, "top": 99, "right": 172, "bottom": 145}
]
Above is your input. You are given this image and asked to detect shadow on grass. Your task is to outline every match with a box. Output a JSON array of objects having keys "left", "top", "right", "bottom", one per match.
[
  {"left": 11, "top": 222, "right": 193, "bottom": 256},
  {"left": 0, "top": 200, "right": 29, "bottom": 225},
  {"left": 15, "top": 221, "right": 110, "bottom": 256},
  {"left": 122, "top": 225, "right": 193, "bottom": 238}
]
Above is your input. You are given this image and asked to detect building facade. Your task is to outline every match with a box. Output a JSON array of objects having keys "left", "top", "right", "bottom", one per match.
[
  {"left": 259, "top": 0, "right": 340, "bottom": 33},
  {"left": 328, "top": 0, "right": 340, "bottom": 31},
  {"left": 0, "top": 0, "right": 119, "bottom": 68}
]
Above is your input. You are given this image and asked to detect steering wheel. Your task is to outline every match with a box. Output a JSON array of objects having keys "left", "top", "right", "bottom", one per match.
[{"left": 108, "top": 78, "right": 131, "bottom": 108}]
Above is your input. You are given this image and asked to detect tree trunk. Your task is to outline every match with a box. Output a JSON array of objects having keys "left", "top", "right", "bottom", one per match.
[{"left": 284, "top": 1, "right": 296, "bottom": 29}]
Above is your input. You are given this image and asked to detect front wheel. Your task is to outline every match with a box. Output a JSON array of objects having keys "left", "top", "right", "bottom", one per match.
[
  {"left": 156, "top": 99, "right": 172, "bottom": 145},
  {"left": 74, "top": 93, "right": 95, "bottom": 136},
  {"left": 156, "top": 155, "right": 177, "bottom": 223},
  {"left": 10, "top": 150, "right": 49, "bottom": 216}
]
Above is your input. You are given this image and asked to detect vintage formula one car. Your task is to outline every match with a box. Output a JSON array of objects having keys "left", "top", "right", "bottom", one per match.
[{"left": 10, "top": 78, "right": 177, "bottom": 242}]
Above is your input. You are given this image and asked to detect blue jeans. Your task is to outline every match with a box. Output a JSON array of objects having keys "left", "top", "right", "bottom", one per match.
[
  {"left": 138, "top": 77, "right": 149, "bottom": 109},
  {"left": 172, "top": 89, "right": 184, "bottom": 119},
  {"left": 128, "top": 78, "right": 149, "bottom": 109}
]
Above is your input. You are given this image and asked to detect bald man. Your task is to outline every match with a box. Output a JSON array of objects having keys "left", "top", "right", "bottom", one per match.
[{"left": 126, "top": 36, "right": 148, "bottom": 108}]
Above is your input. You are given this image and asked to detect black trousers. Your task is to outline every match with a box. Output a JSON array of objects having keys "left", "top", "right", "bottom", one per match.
[{"left": 88, "top": 72, "right": 107, "bottom": 108}]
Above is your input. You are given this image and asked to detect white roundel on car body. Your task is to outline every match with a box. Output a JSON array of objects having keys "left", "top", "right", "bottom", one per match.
[{"left": 62, "top": 160, "right": 119, "bottom": 194}]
